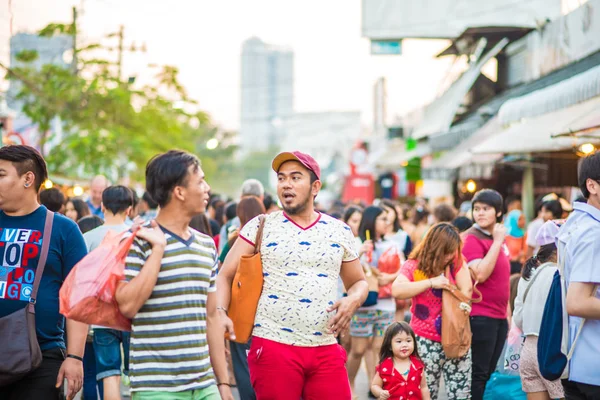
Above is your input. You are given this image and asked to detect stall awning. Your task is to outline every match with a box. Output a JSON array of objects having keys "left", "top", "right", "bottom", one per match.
[
  {"left": 473, "top": 95, "right": 600, "bottom": 154},
  {"left": 412, "top": 37, "right": 509, "bottom": 140},
  {"left": 375, "top": 142, "right": 431, "bottom": 169},
  {"left": 427, "top": 117, "right": 503, "bottom": 169},
  {"left": 498, "top": 63, "right": 600, "bottom": 126}
]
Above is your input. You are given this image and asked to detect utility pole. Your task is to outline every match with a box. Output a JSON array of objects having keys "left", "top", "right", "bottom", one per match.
[
  {"left": 71, "top": 6, "right": 78, "bottom": 75},
  {"left": 117, "top": 25, "right": 124, "bottom": 82}
]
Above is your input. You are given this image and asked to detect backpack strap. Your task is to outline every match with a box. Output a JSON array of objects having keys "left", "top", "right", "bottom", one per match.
[
  {"left": 28, "top": 210, "right": 54, "bottom": 312},
  {"left": 522, "top": 262, "right": 553, "bottom": 304}
]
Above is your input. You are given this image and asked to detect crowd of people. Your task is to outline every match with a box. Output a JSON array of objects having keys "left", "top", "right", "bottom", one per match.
[{"left": 0, "top": 144, "right": 599, "bottom": 400}]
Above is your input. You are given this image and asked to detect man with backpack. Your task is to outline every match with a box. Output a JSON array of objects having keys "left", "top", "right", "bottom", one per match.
[
  {"left": 0, "top": 145, "right": 88, "bottom": 400},
  {"left": 556, "top": 151, "right": 600, "bottom": 399}
]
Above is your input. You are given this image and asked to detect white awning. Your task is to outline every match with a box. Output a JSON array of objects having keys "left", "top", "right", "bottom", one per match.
[
  {"left": 473, "top": 95, "right": 600, "bottom": 154},
  {"left": 412, "top": 38, "right": 509, "bottom": 139},
  {"left": 427, "top": 117, "right": 504, "bottom": 169},
  {"left": 375, "top": 142, "right": 431, "bottom": 169},
  {"left": 498, "top": 63, "right": 600, "bottom": 126}
]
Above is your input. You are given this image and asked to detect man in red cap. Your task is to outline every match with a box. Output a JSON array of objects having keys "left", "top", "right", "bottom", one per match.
[{"left": 217, "top": 151, "right": 368, "bottom": 399}]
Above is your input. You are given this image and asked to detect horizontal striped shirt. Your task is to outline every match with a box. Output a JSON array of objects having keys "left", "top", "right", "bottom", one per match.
[{"left": 124, "top": 226, "right": 217, "bottom": 393}]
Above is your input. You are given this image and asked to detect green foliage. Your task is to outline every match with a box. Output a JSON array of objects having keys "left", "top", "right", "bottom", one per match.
[{"left": 4, "top": 21, "right": 235, "bottom": 184}]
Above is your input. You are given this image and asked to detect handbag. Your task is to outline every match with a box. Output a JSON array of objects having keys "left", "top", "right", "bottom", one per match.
[
  {"left": 0, "top": 210, "right": 54, "bottom": 385},
  {"left": 226, "top": 215, "right": 266, "bottom": 344},
  {"left": 441, "top": 264, "right": 482, "bottom": 359}
]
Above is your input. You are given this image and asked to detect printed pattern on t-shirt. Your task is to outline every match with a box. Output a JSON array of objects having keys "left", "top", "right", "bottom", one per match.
[
  {"left": 0, "top": 227, "right": 44, "bottom": 302},
  {"left": 239, "top": 211, "right": 358, "bottom": 347},
  {"left": 124, "top": 227, "right": 218, "bottom": 393},
  {"left": 400, "top": 259, "right": 445, "bottom": 342}
]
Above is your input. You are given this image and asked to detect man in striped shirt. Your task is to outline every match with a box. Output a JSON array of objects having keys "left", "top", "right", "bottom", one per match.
[{"left": 115, "top": 150, "right": 232, "bottom": 400}]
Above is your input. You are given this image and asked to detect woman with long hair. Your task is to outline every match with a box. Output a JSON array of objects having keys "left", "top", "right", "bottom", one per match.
[
  {"left": 513, "top": 221, "right": 564, "bottom": 400},
  {"left": 392, "top": 223, "right": 474, "bottom": 399},
  {"left": 64, "top": 198, "right": 91, "bottom": 222},
  {"left": 219, "top": 197, "right": 266, "bottom": 264},
  {"left": 410, "top": 206, "right": 431, "bottom": 248},
  {"left": 347, "top": 206, "right": 403, "bottom": 398}
]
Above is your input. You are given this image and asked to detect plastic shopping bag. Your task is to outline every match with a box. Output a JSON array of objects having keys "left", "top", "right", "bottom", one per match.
[
  {"left": 377, "top": 246, "right": 401, "bottom": 298},
  {"left": 503, "top": 322, "right": 525, "bottom": 376},
  {"left": 60, "top": 230, "right": 136, "bottom": 331}
]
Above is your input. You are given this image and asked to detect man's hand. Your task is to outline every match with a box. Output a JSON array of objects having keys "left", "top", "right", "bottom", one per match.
[
  {"left": 136, "top": 220, "right": 167, "bottom": 248},
  {"left": 218, "top": 384, "right": 235, "bottom": 400},
  {"left": 326, "top": 295, "right": 361, "bottom": 337},
  {"left": 492, "top": 223, "right": 507, "bottom": 243},
  {"left": 219, "top": 309, "right": 236, "bottom": 341},
  {"left": 56, "top": 357, "right": 83, "bottom": 400}
]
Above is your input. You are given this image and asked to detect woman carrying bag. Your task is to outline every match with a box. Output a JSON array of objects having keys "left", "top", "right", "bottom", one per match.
[{"left": 392, "top": 223, "right": 474, "bottom": 400}]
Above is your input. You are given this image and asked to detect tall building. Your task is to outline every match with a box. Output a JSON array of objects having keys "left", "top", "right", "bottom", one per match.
[{"left": 240, "top": 37, "right": 294, "bottom": 152}]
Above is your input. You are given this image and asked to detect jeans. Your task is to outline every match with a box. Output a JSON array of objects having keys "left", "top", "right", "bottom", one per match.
[
  {"left": 563, "top": 379, "right": 600, "bottom": 400},
  {"left": 230, "top": 340, "right": 256, "bottom": 400},
  {"left": 0, "top": 347, "right": 66, "bottom": 400},
  {"left": 93, "top": 328, "right": 130, "bottom": 380},
  {"left": 83, "top": 341, "right": 104, "bottom": 399},
  {"left": 470, "top": 316, "right": 508, "bottom": 400}
]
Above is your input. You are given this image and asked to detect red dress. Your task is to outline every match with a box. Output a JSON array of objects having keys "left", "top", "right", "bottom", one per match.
[{"left": 376, "top": 356, "right": 425, "bottom": 400}]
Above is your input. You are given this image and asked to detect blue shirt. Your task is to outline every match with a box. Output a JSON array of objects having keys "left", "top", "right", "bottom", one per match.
[
  {"left": 0, "top": 206, "right": 88, "bottom": 351},
  {"left": 86, "top": 199, "right": 104, "bottom": 219},
  {"left": 556, "top": 202, "right": 600, "bottom": 385}
]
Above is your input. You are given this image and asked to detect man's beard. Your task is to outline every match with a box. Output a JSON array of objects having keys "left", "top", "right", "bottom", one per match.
[{"left": 281, "top": 190, "right": 311, "bottom": 216}]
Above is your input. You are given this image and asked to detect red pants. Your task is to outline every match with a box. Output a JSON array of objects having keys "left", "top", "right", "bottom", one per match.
[{"left": 248, "top": 336, "right": 351, "bottom": 400}]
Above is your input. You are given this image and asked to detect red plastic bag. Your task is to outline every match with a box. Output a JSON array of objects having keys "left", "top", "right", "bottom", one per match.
[
  {"left": 377, "top": 245, "right": 401, "bottom": 299},
  {"left": 60, "top": 230, "right": 136, "bottom": 331}
]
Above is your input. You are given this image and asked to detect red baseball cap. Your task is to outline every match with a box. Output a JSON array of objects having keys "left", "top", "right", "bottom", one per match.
[{"left": 272, "top": 151, "right": 321, "bottom": 180}]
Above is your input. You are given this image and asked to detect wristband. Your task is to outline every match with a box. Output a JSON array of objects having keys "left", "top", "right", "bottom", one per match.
[
  {"left": 67, "top": 354, "right": 83, "bottom": 362},
  {"left": 217, "top": 383, "right": 231, "bottom": 387},
  {"left": 216, "top": 306, "right": 228, "bottom": 314},
  {"left": 429, "top": 279, "right": 433, "bottom": 288}
]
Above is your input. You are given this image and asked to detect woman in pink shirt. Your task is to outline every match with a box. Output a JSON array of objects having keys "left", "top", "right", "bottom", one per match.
[
  {"left": 461, "top": 189, "right": 510, "bottom": 400},
  {"left": 392, "top": 223, "right": 473, "bottom": 400}
]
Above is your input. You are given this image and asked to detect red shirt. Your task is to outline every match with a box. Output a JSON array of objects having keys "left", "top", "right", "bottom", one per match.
[
  {"left": 376, "top": 356, "right": 425, "bottom": 400},
  {"left": 462, "top": 227, "right": 510, "bottom": 319}
]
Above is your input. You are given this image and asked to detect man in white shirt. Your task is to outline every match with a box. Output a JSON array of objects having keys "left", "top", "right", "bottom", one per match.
[{"left": 217, "top": 151, "right": 368, "bottom": 399}]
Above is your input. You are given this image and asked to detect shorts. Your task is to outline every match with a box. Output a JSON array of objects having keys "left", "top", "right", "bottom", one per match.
[
  {"left": 248, "top": 336, "right": 350, "bottom": 400},
  {"left": 131, "top": 385, "right": 220, "bottom": 400},
  {"left": 93, "top": 328, "right": 130, "bottom": 381},
  {"left": 349, "top": 309, "right": 394, "bottom": 338},
  {"left": 520, "top": 336, "right": 564, "bottom": 399}
]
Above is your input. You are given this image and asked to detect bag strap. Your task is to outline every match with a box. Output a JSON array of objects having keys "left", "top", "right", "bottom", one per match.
[
  {"left": 253, "top": 215, "right": 266, "bottom": 255},
  {"left": 567, "top": 283, "right": 599, "bottom": 360},
  {"left": 28, "top": 210, "right": 54, "bottom": 311},
  {"left": 445, "top": 264, "right": 482, "bottom": 304},
  {"left": 522, "top": 262, "right": 552, "bottom": 303}
]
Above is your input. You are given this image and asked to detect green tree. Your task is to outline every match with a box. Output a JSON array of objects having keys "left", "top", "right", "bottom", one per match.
[{"left": 1, "top": 21, "right": 232, "bottom": 183}]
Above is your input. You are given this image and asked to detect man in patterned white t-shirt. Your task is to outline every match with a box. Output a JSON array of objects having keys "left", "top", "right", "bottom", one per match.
[{"left": 217, "top": 151, "right": 368, "bottom": 399}]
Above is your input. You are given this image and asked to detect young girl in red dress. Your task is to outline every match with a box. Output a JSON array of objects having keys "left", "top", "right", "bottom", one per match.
[{"left": 371, "top": 322, "right": 430, "bottom": 400}]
